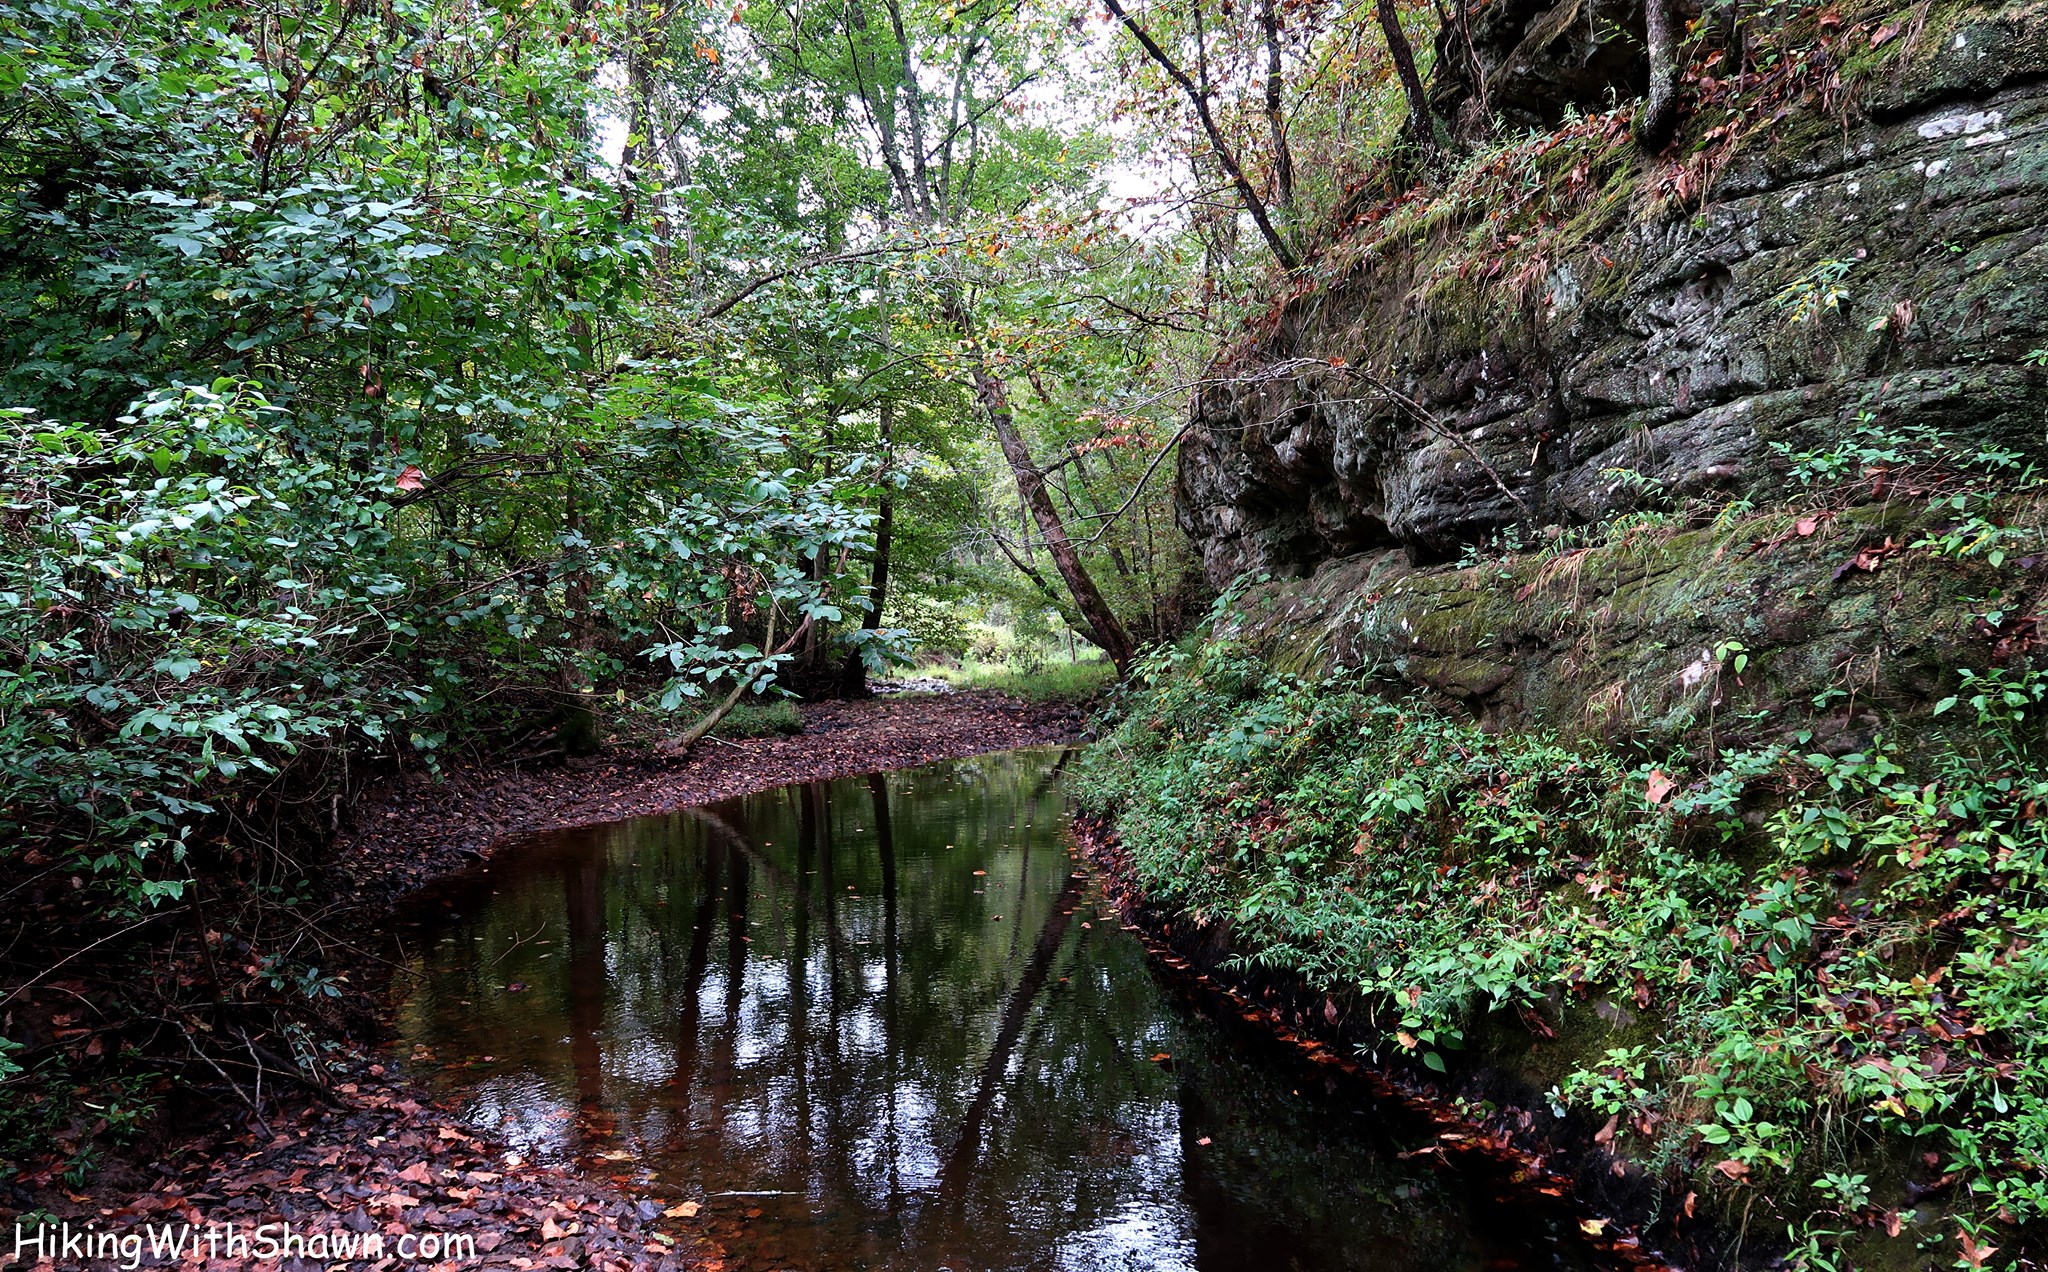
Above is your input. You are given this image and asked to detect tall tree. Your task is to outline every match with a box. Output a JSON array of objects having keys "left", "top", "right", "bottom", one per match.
[
  {"left": 755, "top": 0, "right": 1143, "bottom": 672},
  {"left": 1100, "top": 0, "right": 1300, "bottom": 273}
]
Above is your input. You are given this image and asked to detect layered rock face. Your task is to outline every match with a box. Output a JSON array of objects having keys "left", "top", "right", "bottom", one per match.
[{"left": 1178, "top": 4, "right": 2048, "bottom": 586}]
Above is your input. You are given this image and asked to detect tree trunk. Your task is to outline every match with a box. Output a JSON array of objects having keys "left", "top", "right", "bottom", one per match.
[
  {"left": 1639, "top": 0, "right": 1680, "bottom": 150},
  {"left": 1101, "top": 0, "right": 1299, "bottom": 273},
  {"left": 1259, "top": 0, "right": 1294, "bottom": 211},
  {"left": 971, "top": 364, "right": 1136, "bottom": 675},
  {"left": 556, "top": 480, "right": 602, "bottom": 755},
  {"left": 1375, "top": 0, "right": 1435, "bottom": 157},
  {"left": 838, "top": 491, "right": 893, "bottom": 696}
]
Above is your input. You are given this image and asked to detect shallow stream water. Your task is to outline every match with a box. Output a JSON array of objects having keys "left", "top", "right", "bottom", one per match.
[{"left": 393, "top": 748, "right": 1595, "bottom": 1271}]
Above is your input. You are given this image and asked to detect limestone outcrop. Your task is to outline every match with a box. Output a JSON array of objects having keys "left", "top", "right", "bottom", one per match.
[{"left": 1178, "top": 3, "right": 2048, "bottom": 584}]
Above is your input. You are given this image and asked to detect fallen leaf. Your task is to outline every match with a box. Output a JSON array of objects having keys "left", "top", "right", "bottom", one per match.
[
  {"left": 663, "top": 1202, "right": 701, "bottom": 1219},
  {"left": 1714, "top": 1159, "right": 1749, "bottom": 1181},
  {"left": 1579, "top": 1218, "right": 1607, "bottom": 1235},
  {"left": 1645, "top": 770, "right": 1675, "bottom": 806},
  {"left": 394, "top": 1161, "right": 434, "bottom": 1186}
]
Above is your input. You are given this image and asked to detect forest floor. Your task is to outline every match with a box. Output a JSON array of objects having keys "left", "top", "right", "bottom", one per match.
[
  {"left": 14, "top": 690, "right": 1088, "bottom": 1272},
  {"left": 338, "top": 688, "right": 1090, "bottom": 903}
]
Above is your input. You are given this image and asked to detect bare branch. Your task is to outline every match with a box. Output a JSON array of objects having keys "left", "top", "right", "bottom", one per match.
[{"left": 1099, "top": 0, "right": 1300, "bottom": 273}]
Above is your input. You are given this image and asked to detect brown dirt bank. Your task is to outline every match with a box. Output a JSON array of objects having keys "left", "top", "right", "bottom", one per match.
[
  {"left": 9, "top": 691, "right": 1084, "bottom": 1272},
  {"left": 336, "top": 690, "right": 1088, "bottom": 905}
]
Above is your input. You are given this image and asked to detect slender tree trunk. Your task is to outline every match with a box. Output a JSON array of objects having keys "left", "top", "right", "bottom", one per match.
[
  {"left": 1375, "top": 0, "right": 1435, "bottom": 157},
  {"left": 618, "top": 11, "right": 651, "bottom": 224},
  {"left": 1100, "top": 0, "right": 1298, "bottom": 273},
  {"left": 881, "top": 0, "right": 935, "bottom": 220},
  {"left": 838, "top": 489, "right": 893, "bottom": 696},
  {"left": 557, "top": 482, "right": 602, "bottom": 755},
  {"left": 1070, "top": 450, "right": 1136, "bottom": 579},
  {"left": 1259, "top": 0, "right": 1294, "bottom": 211},
  {"left": 1639, "top": 0, "right": 1680, "bottom": 149},
  {"left": 971, "top": 364, "right": 1136, "bottom": 675},
  {"left": 844, "top": 0, "right": 921, "bottom": 213}
]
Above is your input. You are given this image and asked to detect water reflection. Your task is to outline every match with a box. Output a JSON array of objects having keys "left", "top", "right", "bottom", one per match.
[{"left": 395, "top": 749, "right": 1584, "bottom": 1271}]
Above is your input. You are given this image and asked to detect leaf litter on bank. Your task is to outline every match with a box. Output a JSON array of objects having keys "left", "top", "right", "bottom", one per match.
[
  {"left": 24, "top": 1073, "right": 717, "bottom": 1271},
  {"left": 340, "top": 691, "right": 1087, "bottom": 906}
]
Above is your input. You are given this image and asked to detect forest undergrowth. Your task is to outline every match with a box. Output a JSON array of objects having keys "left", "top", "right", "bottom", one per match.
[
  {"left": 1081, "top": 632, "right": 2046, "bottom": 1267},
  {"left": 1081, "top": 431, "right": 2048, "bottom": 1268}
]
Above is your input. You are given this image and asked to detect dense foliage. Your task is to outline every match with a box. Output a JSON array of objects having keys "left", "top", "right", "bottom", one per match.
[
  {"left": 9, "top": 0, "right": 2043, "bottom": 1264},
  {"left": 0, "top": 0, "right": 1225, "bottom": 1182},
  {"left": 1081, "top": 603, "right": 2048, "bottom": 1265}
]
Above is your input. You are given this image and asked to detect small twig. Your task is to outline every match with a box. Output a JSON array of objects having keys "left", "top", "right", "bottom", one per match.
[
  {"left": 490, "top": 920, "right": 550, "bottom": 966},
  {"left": 187, "top": 1036, "right": 274, "bottom": 1140},
  {"left": 0, "top": 911, "right": 170, "bottom": 1010},
  {"left": 1272, "top": 357, "right": 1537, "bottom": 524},
  {"left": 240, "top": 1027, "right": 266, "bottom": 1117}
]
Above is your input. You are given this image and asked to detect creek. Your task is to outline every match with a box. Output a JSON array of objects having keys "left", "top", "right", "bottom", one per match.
[{"left": 393, "top": 748, "right": 1598, "bottom": 1271}]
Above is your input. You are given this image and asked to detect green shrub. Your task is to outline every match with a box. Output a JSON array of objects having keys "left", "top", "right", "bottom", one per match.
[{"left": 1081, "top": 635, "right": 2048, "bottom": 1257}]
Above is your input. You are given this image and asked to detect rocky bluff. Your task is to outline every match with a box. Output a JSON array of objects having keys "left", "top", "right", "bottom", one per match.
[{"left": 1177, "top": 0, "right": 2048, "bottom": 748}]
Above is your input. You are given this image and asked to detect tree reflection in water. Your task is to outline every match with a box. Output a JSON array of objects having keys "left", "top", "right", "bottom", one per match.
[{"left": 396, "top": 749, "right": 1584, "bottom": 1272}]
